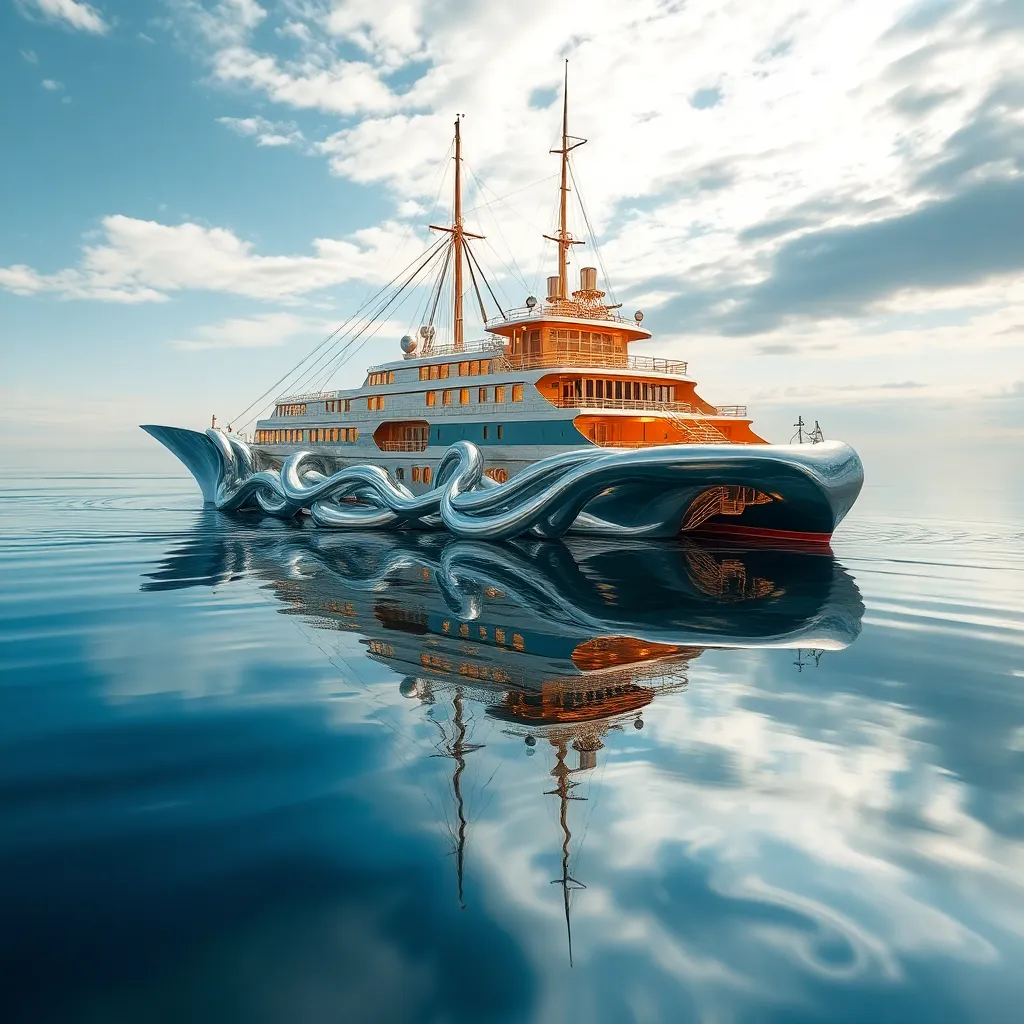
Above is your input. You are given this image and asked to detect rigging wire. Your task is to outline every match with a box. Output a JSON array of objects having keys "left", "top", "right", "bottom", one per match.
[
  {"left": 568, "top": 158, "right": 618, "bottom": 307},
  {"left": 464, "top": 239, "right": 506, "bottom": 319},
  {"left": 285, "top": 238, "right": 448, "bottom": 395},
  {"left": 229, "top": 236, "right": 447, "bottom": 428},
  {"left": 303, "top": 240, "right": 451, "bottom": 394}
]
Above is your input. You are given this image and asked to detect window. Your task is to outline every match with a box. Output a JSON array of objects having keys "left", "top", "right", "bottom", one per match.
[
  {"left": 480, "top": 360, "right": 491, "bottom": 375},
  {"left": 495, "top": 385, "right": 506, "bottom": 403},
  {"left": 426, "top": 391, "right": 436, "bottom": 407},
  {"left": 586, "top": 379, "right": 594, "bottom": 399},
  {"left": 459, "top": 388, "right": 470, "bottom": 405},
  {"left": 440, "top": 363, "right": 450, "bottom": 378},
  {"left": 596, "top": 380, "right": 604, "bottom": 399},
  {"left": 483, "top": 425, "right": 488, "bottom": 440},
  {"left": 412, "top": 467, "right": 420, "bottom": 483},
  {"left": 351, "top": 428, "right": 359, "bottom": 442},
  {"left": 495, "top": 628, "right": 506, "bottom": 645},
  {"left": 344, "top": 399, "right": 351, "bottom": 412},
  {"left": 423, "top": 466, "right": 432, "bottom": 485},
  {"left": 458, "top": 361, "right": 469, "bottom": 376},
  {"left": 512, "top": 384, "right": 524, "bottom": 402},
  {"left": 469, "top": 361, "right": 479, "bottom": 376},
  {"left": 478, "top": 387, "right": 488, "bottom": 403},
  {"left": 459, "top": 624, "right": 470, "bottom": 638},
  {"left": 615, "top": 380, "right": 623, "bottom": 400},
  {"left": 497, "top": 425, "right": 503, "bottom": 440},
  {"left": 443, "top": 389, "right": 453, "bottom": 406},
  {"left": 368, "top": 395, "right": 384, "bottom": 411},
  {"left": 419, "top": 366, "right": 429, "bottom": 381},
  {"left": 396, "top": 468, "right": 405, "bottom": 481},
  {"left": 513, "top": 633, "right": 525, "bottom": 651},
  {"left": 429, "top": 364, "right": 440, "bottom": 380}
]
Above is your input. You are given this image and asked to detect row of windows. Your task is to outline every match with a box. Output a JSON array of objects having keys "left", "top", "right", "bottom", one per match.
[
  {"left": 368, "top": 371, "right": 396, "bottom": 386},
  {"left": 417, "top": 359, "right": 494, "bottom": 381},
  {"left": 255, "top": 428, "right": 359, "bottom": 444},
  {"left": 425, "top": 384, "right": 524, "bottom": 407},
  {"left": 394, "top": 466, "right": 433, "bottom": 485},
  {"left": 549, "top": 329, "right": 617, "bottom": 345},
  {"left": 310, "top": 427, "right": 359, "bottom": 443},
  {"left": 558, "top": 378, "right": 677, "bottom": 402},
  {"left": 417, "top": 652, "right": 514, "bottom": 684},
  {"left": 441, "top": 620, "right": 526, "bottom": 650},
  {"left": 325, "top": 399, "right": 350, "bottom": 413},
  {"left": 367, "top": 395, "right": 385, "bottom": 411},
  {"left": 275, "top": 403, "right": 307, "bottom": 416}
]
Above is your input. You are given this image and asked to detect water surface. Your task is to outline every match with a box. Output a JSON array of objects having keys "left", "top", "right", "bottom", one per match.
[{"left": 1, "top": 474, "right": 1022, "bottom": 1023}]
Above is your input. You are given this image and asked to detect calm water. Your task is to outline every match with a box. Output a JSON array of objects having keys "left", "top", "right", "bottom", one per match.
[{"left": 1, "top": 473, "right": 1023, "bottom": 1023}]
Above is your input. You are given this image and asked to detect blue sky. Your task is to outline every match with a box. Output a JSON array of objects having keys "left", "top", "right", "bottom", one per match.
[{"left": 1, "top": 0, "right": 1023, "bottom": 495}]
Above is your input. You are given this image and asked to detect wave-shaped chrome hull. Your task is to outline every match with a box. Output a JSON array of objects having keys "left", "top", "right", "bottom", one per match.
[{"left": 142, "top": 425, "right": 863, "bottom": 541}]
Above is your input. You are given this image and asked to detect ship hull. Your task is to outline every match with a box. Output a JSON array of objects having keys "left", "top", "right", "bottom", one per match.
[{"left": 142, "top": 425, "right": 863, "bottom": 543}]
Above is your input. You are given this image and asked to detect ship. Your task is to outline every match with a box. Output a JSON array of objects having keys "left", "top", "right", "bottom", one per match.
[{"left": 144, "top": 64, "right": 864, "bottom": 545}]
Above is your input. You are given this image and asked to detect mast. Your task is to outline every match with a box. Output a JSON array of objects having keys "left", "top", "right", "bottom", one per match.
[
  {"left": 453, "top": 116, "right": 465, "bottom": 352},
  {"left": 546, "top": 738, "right": 587, "bottom": 966},
  {"left": 546, "top": 60, "right": 586, "bottom": 300},
  {"left": 430, "top": 116, "right": 483, "bottom": 351}
]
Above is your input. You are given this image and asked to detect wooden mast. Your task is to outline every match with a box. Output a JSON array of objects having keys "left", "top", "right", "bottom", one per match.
[
  {"left": 453, "top": 116, "right": 465, "bottom": 352},
  {"left": 430, "top": 116, "right": 483, "bottom": 351},
  {"left": 546, "top": 60, "right": 585, "bottom": 300}
]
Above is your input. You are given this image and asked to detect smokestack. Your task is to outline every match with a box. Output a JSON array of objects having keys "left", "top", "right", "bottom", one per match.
[
  {"left": 546, "top": 275, "right": 560, "bottom": 301},
  {"left": 580, "top": 266, "right": 597, "bottom": 292}
]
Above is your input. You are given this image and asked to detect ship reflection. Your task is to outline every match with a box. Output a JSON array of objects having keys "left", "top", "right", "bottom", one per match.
[{"left": 145, "top": 516, "right": 863, "bottom": 964}]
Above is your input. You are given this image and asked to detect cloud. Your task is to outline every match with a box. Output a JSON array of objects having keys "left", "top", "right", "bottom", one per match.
[
  {"left": 0, "top": 214, "right": 425, "bottom": 303},
  {"left": 41, "top": 79, "right": 63, "bottom": 91},
  {"left": 217, "top": 115, "right": 305, "bottom": 148},
  {"left": 723, "top": 178, "right": 1024, "bottom": 334},
  {"left": 21, "top": 49, "right": 39, "bottom": 64},
  {"left": 15, "top": 0, "right": 110, "bottom": 34},
  {"left": 169, "top": 312, "right": 328, "bottom": 350}
]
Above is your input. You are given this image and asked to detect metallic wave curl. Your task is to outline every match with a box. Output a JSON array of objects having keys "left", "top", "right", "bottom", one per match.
[{"left": 142, "top": 424, "right": 864, "bottom": 540}]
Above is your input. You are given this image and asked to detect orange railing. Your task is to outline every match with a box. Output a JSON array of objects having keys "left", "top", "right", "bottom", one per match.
[
  {"left": 376, "top": 440, "right": 428, "bottom": 452},
  {"left": 497, "top": 350, "right": 688, "bottom": 375},
  {"left": 547, "top": 396, "right": 698, "bottom": 413}
]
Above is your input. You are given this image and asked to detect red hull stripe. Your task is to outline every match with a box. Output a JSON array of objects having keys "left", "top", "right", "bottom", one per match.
[{"left": 687, "top": 522, "right": 834, "bottom": 549}]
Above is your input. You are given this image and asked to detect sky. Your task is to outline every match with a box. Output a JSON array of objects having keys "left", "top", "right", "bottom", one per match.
[{"left": 1, "top": 0, "right": 1023, "bottom": 504}]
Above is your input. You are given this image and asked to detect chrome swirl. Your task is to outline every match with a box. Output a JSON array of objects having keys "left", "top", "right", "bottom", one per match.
[{"left": 141, "top": 424, "right": 864, "bottom": 540}]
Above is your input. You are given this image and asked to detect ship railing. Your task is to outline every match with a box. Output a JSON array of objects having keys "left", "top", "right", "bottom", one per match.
[
  {"left": 376, "top": 440, "right": 428, "bottom": 452},
  {"left": 496, "top": 350, "right": 688, "bottom": 375},
  {"left": 367, "top": 337, "right": 504, "bottom": 370},
  {"left": 715, "top": 405, "right": 747, "bottom": 417},
  {"left": 485, "top": 304, "right": 645, "bottom": 328},
  {"left": 548, "top": 396, "right": 703, "bottom": 414}
]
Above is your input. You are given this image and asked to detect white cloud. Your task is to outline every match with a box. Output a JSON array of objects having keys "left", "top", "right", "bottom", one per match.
[
  {"left": 0, "top": 214, "right": 428, "bottom": 303},
  {"left": 164, "top": 1, "right": 1024, "bottom": 353},
  {"left": 16, "top": 0, "right": 110, "bottom": 34},
  {"left": 169, "top": 311, "right": 328, "bottom": 350},
  {"left": 41, "top": 78, "right": 63, "bottom": 91},
  {"left": 21, "top": 49, "right": 39, "bottom": 63},
  {"left": 217, "top": 114, "right": 305, "bottom": 147}
]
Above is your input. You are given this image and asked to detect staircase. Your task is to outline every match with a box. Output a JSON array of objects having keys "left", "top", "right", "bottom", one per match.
[{"left": 664, "top": 411, "right": 728, "bottom": 443}]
